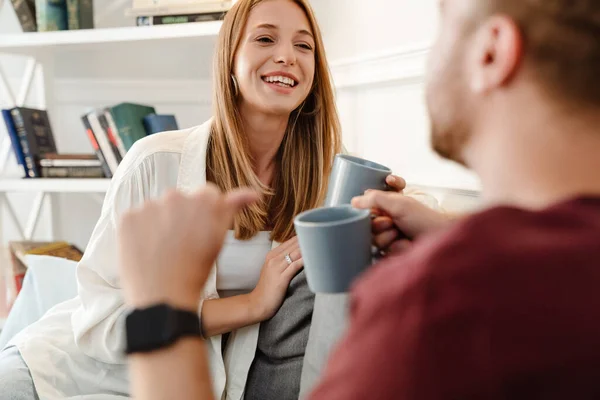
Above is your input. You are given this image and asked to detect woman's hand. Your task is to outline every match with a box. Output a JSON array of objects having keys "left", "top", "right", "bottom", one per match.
[{"left": 249, "top": 236, "right": 304, "bottom": 321}]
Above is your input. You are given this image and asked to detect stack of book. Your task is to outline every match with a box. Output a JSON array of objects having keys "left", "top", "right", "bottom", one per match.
[
  {"left": 9, "top": 0, "right": 94, "bottom": 33},
  {"left": 39, "top": 153, "right": 104, "bottom": 178},
  {"left": 82, "top": 103, "right": 179, "bottom": 178},
  {"left": 126, "top": 0, "right": 232, "bottom": 26},
  {"left": 1, "top": 104, "right": 179, "bottom": 179}
]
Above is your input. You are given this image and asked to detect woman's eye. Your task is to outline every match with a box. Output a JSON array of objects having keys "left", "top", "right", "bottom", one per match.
[
  {"left": 257, "top": 37, "right": 274, "bottom": 43},
  {"left": 297, "top": 43, "right": 313, "bottom": 50}
]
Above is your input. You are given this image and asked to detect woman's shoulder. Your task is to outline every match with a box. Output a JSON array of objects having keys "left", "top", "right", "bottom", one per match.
[{"left": 112, "top": 121, "right": 212, "bottom": 181}]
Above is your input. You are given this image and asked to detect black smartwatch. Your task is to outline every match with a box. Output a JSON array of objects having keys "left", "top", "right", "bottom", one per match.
[{"left": 125, "top": 304, "right": 203, "bottom": 355}]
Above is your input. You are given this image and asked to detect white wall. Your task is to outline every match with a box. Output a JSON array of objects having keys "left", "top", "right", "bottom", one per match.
[
  {"left": 313, "top": 0, "right": 439, "bottom": 60},
  {"left": 315, "top": 0, "right": 481, "bottom": 193},
  {"left": 0, "top": 0, "right": 481, "bottom": 252}
]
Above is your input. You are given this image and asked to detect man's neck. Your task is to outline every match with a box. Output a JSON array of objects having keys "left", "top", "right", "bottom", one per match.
[{"left": 465, "top": 98, "right": 600, "bottom": 211}]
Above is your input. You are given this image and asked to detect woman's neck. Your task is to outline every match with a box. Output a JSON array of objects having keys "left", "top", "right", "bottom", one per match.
[{"left": 240, "top": 106, "right": 290, "bottom": 184}]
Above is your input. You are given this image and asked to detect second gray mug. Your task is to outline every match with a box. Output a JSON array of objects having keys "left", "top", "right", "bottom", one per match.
[
  {"left": 325, "top": 154, "right": 392, "bottom": 207},
  {"left": 294, "top": 205, "right": 372, "bottom": 293}
]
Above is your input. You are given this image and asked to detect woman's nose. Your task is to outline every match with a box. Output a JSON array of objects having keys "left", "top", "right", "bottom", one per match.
[{"left": 274, "top": 43, "right": 297, "bottom": 65}]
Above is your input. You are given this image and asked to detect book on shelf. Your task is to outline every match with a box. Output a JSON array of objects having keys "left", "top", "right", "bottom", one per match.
[
  {"left": 36, "top": 0, "right": 68, "bottom": 32},
  {"left": 84, "top": 110, "right": 119, "bottom": 175},
  {"left": 0, "top": 102, "right": 179, "bottom": 180},
  {"left": 41, "top": 165, "right": 105, "bottom": 178},
  {"left": 8, "top": 0, "right": 93, "bottom": 32},
  {"left": 143, "top": 114, "right": 179, "bottom": 134},
  {"left": 81, "top": 113, "right": 113, "bottom": 178},
  {"left": 126, "top": 0, "right": 232, "bottom": 17},
  {"left": 38, "top": 153, "right": 104, "bottom": 178},
  {"left": 66, "top": 0, "right": 94, "bottom": 30},
  {"left": 39, "top": 153, "right": 100, "bottom": 167},
  {"left": 9, "top": 0, "right": 37, "bottom": 32},
  {"left": 136, "top": 11, "right": 225, "bottom": 26},
  {"left": 80, "top": 103, "right": 171, "bottom": 177},
  {"left": 8, "top": 241, "right": 84, "bottom": 295},
  {"left": 1, "top": 109, "right": 27, "bottom": 170},
  {"left": 107, "top": 102, "right": 156, "bottom": 150},
  {"left": 9, "top": 107, "right": 58, "bottom": 178}
]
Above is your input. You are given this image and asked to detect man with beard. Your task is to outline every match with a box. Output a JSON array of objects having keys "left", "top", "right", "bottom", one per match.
[{"left": 115, "top": 0, "right": 600, "bottom": 399}]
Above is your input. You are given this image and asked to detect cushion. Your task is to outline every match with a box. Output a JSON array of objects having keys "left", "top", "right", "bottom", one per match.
[{"left": 0, "top": 255, "right": 78, "bottom": 350}]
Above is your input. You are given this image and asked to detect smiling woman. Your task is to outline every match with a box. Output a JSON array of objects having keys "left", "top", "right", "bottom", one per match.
[
  {"left": 0, "top": 1, "right": 345, "bottom": 400},
  {"left": 209, "top": 0, "right": 340, "bottom": 243}
]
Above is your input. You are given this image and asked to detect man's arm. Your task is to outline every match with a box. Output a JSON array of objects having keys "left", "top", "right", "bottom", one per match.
[
  {"left": 129, "top": 338, "right": 214, "bottom": 400},
  {"left": 117, "top": 186, "right": 259, "bottom": 400}
]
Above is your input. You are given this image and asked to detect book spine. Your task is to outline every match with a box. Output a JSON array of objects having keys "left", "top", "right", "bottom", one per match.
[
  {"left": 9, "top": 0, "right": 38, "bottom": 32},
  {"left": 142, "top": 114, "right": 179, "bottom": 135},
  {"left": 66, "top": 0, "right": 79, "bottom": 29},
  {"left": 10, "top": 109, "right": 39, "bottom": 178},
  {"left": 81, "top": 114, "right": 112, "bottom": 178},
  {"left": 1, "top": 109, "right": 28, "bottom": 175},
  {"left": 41, "top": 166, "right": 106, "bottom": 178},
  {"left": 104, "top": 110, "right": 127, "bottom": 158},
  {"left": 127, "top": 1, "right": 232, "bottom": 17},
  {"left": 39, "top": 159, "right": 101, "bottom": 167},
  {"left": 78, "top": 0, "right": 93, "bottom": 29},
  {"left": 110, "top": 103, "right": 156, "bottom": 151},
  {"left": 36, "top": 0, "right": 68, "bottom": 32},
  {"left": 98, "top": 113, "right": 123, "bottom": 163},
  {"left": 87, "top": 112, "right": 119, "bottom": 174}
]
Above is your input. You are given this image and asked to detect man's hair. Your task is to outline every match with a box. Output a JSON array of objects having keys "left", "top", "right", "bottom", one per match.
[{"left": 482, "top": 0, "right": 600, "bottom": 105}]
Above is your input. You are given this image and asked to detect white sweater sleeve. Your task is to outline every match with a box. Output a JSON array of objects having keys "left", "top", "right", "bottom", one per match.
[{"left": 70, "top": 143, "right": 181, "bottom": 364}]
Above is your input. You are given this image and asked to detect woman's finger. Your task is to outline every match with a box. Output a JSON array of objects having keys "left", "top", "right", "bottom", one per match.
[
  {"left": 271, "top": 236, "right": 299, "bottom": 257},
  {"left": 289, "top": 247, "right": 302, "bottom": 262},
  {"left": 283, "top": 258, "right": 304, "bottom": 280},
  {"left": 277, "top": 247, "right": 302, "bottom": 271}
]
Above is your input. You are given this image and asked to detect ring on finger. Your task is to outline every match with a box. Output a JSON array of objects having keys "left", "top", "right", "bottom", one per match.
[{"left": 284, "top": 253, "right": 293, "bottom": 266}]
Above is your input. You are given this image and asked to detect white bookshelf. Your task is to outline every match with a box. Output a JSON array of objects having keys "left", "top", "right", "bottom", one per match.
[
  {"left": 0, "top": 21, "right": 222, "bottom": 244},
  {"left": 0, "top": 178, "right": 111, "bottom": 193},
  {"left": 0, "top": 21, "right": 222, "bottom": 57}
]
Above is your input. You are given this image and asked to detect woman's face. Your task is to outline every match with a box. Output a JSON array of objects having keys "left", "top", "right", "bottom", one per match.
[{"left": 233, "top": 0, "right": 316, "bottom": 116}]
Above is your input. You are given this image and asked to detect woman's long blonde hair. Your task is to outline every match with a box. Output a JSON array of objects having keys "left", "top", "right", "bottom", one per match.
[{"left": 207, "top": 0, "right": 342, "bottom": 242}]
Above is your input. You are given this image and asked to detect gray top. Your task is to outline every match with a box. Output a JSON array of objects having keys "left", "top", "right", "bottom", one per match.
[{"left": 244, "top": 270, "right": 315, "bottom": 400}]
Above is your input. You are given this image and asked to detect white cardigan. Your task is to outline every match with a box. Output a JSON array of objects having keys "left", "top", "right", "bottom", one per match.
[{"left": 10, "top": 120, "right": 269, "bottom": 400}]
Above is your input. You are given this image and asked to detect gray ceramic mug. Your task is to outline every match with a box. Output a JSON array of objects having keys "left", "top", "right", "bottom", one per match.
[
  {"left": 294, "top": 205, "right": 372, "bottom": 293},
  {"left": 325, "top": 154, "right": 392, "bottom": 207}
]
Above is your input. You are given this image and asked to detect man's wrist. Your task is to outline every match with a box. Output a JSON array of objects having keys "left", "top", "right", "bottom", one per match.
[{"left": 127, "top": 292, "right": 201, "bottom": 314}]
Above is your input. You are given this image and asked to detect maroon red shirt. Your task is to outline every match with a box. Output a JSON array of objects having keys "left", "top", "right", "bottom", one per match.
[{"left": 310, "top": 197, "right": 600, "bottom": 400}]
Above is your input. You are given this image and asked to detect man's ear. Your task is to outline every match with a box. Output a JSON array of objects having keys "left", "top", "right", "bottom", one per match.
[{"left": 468, "top": 15, "right": 524, "bottom": 93}]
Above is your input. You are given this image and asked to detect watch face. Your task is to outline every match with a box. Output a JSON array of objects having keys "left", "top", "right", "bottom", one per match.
[
  {"left": 126, "top": 305, "right": 177, "bottom": 352},
  {"left": 125, "top": 304, "right": 201, "bottom": 354}
]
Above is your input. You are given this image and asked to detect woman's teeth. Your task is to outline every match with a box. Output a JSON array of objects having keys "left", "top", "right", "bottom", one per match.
[{"left": 263, "top": 76, "right": 296, "bottom": 87}]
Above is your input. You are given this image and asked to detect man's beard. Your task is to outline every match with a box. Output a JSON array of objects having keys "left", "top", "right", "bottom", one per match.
[
  {"left": 431, "top": 116, "right": 471, "bottom": 167},
  {"left": 427, "top": 59, "right": 472, "bottom": 167}
]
